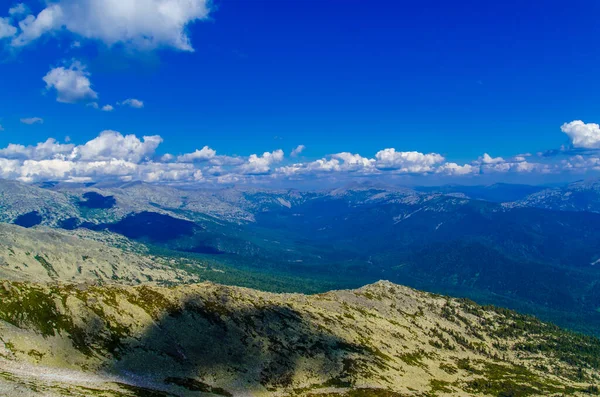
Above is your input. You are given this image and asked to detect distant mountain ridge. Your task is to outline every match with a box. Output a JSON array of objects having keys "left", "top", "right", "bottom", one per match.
[{"left": 513, "top": 179, "right": 600, "bottom": 213}]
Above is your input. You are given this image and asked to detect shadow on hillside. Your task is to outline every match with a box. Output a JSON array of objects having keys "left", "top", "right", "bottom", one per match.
[{"left": 103, "top": 288, "right": 374, "bottom": 395}]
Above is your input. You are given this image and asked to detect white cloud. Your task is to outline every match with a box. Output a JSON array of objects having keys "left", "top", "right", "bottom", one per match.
[
  {"left": 331, "top": 152, "right": 376, "bottom": 173},
  {"left": 10, "top": 0, "right": 210, "bottom": 51},
  {"left": 101, "top": 104, "right": 114, "bottom": 112},
  {"left": 0, "top": 158, "right": 20, "bottom": 179},
  {"left": 20, "top": 117, "right": 43, "bottom": 125},
  {"left": 120, "top": 98, "right": 144, "bottom": 108},
  {"left": 0, "top": 138, "right": 75, "bottom": 160},
  {"left": 8, "top": 3, "right": 28, "bottom": 17},
  {"left": 43, "top": 62, "right": 98, "bottom": 104},
  {"left": 177, "top": 146, "right": 216, "bottom": 162},
  {"left": 161, "top": 153, "right": 175, "bottom": 162},
  {"left": 478, "top": 153, "right": 505, "bottom": 164},
  {"left": 0, "top": 17, "right": 17, "bottom": 39},
  {"left": 277, "top": 153, "right": 374, "bottom": 177},
  {"left": 437, "top": 162, "right": 476, "bottom": 176},
  {"left": 3, "top": 120, "right": 600, "bottom": 185},
  {"left": 375, "top": 149, "right": 444, "bottom": 172},
  {"left": 561, "top": 155, "right": 600, "bottom": 172},
  {"left": 239, "top": 150, "right": 284, "bottom": 175},
  {"left": 138, "top": 162, "right": 204, "bottom": 183},
  {"left": 278, "top": 150, "right": 444, "bottom": 178},
  {"left": 477, "top": 158, "right": 551, "bottom": 174},
  {"left": 12, "top": 4, "right": 63, "bottom": 47},
  {"left": 75, "top": 130, "right": 162, "bottom": 163},
  {"left": 209, "top": 155, "right": 245, "bottom": 167},
  {"left": 561, "top": 120, "right": 600, "bottom": 149},
  {"left": 277, "top": 159, "right": 340, "bottom": 176},
  {"left": 291, "top": 145, "right": 305, "bottom": 157}
]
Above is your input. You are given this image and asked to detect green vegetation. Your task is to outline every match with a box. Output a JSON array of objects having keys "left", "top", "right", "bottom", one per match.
[{"left": 34, "top": 255, "right": 58, "bottom": 278}]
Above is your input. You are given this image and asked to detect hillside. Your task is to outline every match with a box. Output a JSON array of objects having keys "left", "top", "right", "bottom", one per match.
[
  {"left": 514, "top": 179, "right": 600, "bottom": 213},
  {"left": 0, "top": 280, "right": 599, "bottom": 396},
  {"left": 0, "top": 223, "right": 201, "bottom": 285}
]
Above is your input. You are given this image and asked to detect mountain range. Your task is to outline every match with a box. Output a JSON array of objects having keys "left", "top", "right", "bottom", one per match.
[
  {"left": 2, "top": 179, "right": 600, "bottom": 395},
  {"left": 2, "top": 178, "right": 600, "bottom": 334}
]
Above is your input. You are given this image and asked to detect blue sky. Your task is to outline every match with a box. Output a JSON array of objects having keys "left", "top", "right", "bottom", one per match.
[{"left": 0, "top": 0, "right": 600, "bottom": 186}]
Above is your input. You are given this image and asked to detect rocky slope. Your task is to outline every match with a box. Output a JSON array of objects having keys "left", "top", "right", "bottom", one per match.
[
  {"left": 513, "top": 179, "right": 600, "bottom": 213},
  {"left": 0, "top": 223, "right": 201, "bottom": 285},
  {"left": 0, "top": 280, "right": 599, "bottom": 396}
]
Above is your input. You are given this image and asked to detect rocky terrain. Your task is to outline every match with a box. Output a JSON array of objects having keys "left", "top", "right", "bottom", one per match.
[
  {"left": 0, "top": 279, "right": 599, "bottom": 396},
  {"left": 0, "top": 223, "right": 201, "bottom": 285},
  {"left": 2, "top": 179, "right": 600, "bottom": 395},
  {"left": 512, "top": 179, "right": 600, "bottom": 213}
]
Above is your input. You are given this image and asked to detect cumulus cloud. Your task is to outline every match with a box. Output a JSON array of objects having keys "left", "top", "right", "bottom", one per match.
[
  {"left": 333, "top": 152, "right": 376, "bottom": 172},
  {"left": 20, "top": 117, "right": 43, "bottom": 125},
  {"left": 437, "top": 162, "right": 476, "bottom": 176},
  {"left": 277, "top": 158, "right": 341, "bottom": 176},
  {"left": 9, "top": 0, "right": 210, "bottom": 51},
  {"left": 101, "top": 104, "right": 114, "bottom": 112},
  {"left": 43, "top": 62, "right": 98, "bottom": 104},
  {"left": 177, "top": 146, "right": 216, "bottom": 162},
  {"left": 75, "top": 130, "right": 162, "bottom": 162},
  {"left": 291, "top": 145, "right": 305, "bottom": 157},
  {"left": 561, "top": 120, "right": 600, "bottom": 149},
  {"left": 375, "top": 149, "right": 444, "bottom": 172},
  {"left": 239, "top": 150, "right": 284, "bottom": 175},
  {"left": 0, "top": 131, "right": 172, "bottom": 183},
  {"left": 2, "top": 120, "right": 600, "bottom": 185},
  {"left": 478, "top": 153, "right": 505, "bottom": 164},
  {"left": 119, "top": 98, "right": 144, "bottom": 108},
  {"left": 0, "top": 138, "right": 75, "bottom": 161}
]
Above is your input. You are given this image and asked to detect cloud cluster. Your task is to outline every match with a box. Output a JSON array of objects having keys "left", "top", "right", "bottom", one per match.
[
  {"left": 278, "top": 149, "right": 446, "bottom": 177},
  {"left": 0, "top": 131, "right": 288, "bottom": 184},
  {"left": 240, "top": 150, "right": 284, "bottom": 175},
  {"left": 375, "top": 149, "right": 444, "bottom": 172},
  {"left": 176, "top": 146, "right": 216, "bottom": 162},
  {"left": 40, "top": 59, "right": 145, "bottom": 111},
  {"left": 0, "top": 120, "right": 600, "bottom": 185},
  {"left": 4, "top": 0, "right": 210, "bottom": 51}
]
